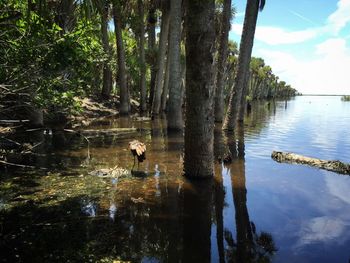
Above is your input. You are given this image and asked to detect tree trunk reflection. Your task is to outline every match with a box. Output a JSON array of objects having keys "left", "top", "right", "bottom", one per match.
[{"left": 182, "top": 180, "right": 213, "bottom": 263}]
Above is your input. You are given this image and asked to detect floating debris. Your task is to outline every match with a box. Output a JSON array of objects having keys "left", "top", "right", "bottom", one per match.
[
  {"left": 89, "top": 166, "right": 130, "bottom": 178},
  {"left": 130, "top": 197, "right": 145, "bottom": 203}
]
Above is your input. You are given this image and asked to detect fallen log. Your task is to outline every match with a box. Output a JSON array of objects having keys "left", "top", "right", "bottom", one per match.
[
  {"left": 271, "top": 151, "right": 350, "bottom": 175},
  {"left": 0, "top": 160, "right": 46, "bottom": 170},
  {"left": 77, "top": 127, "right": 137, "bottom": 137},
  {"left": 0, "top": 119, "right": 30, "bottom": 125}
]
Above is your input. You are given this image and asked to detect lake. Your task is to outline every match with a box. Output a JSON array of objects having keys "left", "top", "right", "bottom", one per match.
[{"left": 1, "top": 96, "right": 349, "bottom": 262}]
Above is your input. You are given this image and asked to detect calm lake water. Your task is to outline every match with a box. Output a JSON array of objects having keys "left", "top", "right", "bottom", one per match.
[{"left": 1, "top": 96, "right": 350, "bottom": 262}]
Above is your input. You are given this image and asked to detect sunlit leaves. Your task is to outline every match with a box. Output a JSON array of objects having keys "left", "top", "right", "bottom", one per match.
[{"left": 0, "top": 0, "right": 104, "bottom": 116}]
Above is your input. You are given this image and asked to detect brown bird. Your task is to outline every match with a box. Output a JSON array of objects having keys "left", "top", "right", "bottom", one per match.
[{"left": 129, "top": 140, "right": 146, "bottom": 169}]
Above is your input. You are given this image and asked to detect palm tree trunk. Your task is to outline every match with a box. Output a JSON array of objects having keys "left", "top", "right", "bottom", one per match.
[
  {"left": 223, "top": 0, "right": 260, "bottom": 131},
  {"left": 238, "top": 71, "right": 250, "bottom": 121},
  {"left": 161, "top": 49, "right": 170, "bottom": 112},
  {"left": 214, "top": 0, "right": 232, "bottom": 123},
  {"left": 151, "top": 3, "right": 170, "bottom": 116},
  {"left": 167, "top": 0, "right": 183, "bottom": 130},
  {"left": 147, "top": 0, "right": 157, "bottom": 108},
  {"left": 184, "top": 0, "right": 215, "bottom": 178},
  {"left": 113, "top": 1, "right": 129, "bottom": 115},
  {"left": 101, "top": 2, "right": 112, "bottom": 98},
  {"left": 138, "top": 0, "right": 147, "bottom": 112}
]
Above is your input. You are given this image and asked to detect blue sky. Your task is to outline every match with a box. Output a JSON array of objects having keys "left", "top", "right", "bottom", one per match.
[{"left": 230, "top": 0, "right": 350, "bottom": 95}]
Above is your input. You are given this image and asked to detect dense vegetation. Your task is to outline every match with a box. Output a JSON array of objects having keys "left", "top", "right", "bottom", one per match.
[{"left": 0, "top": 0, "right": 296, "bottom": 127}]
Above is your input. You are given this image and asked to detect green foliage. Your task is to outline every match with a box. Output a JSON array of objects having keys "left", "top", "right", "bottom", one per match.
[
  {"left": 0, "top": 1, "right": 103, "bottom": 116},
  {"left": 0, "top": 0, "right": 295, "bottom": 122},
  {"left": 341, "top": 95, "right": 350, "bottom": 101}
]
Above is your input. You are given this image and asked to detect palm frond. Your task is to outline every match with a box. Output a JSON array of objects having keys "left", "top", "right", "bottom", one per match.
[{"left": 259, "top": 0, "right": 265, "bottom": 11}]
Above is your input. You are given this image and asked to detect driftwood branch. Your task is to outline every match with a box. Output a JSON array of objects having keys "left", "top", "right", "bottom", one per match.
[
  {"left": 0, "top": 160, "right": 46, "bottom": 170},
  {"left": 0, "top": 119, "right": 30, "bottom": 124},
  {"left": 271, "top": 151, "right": 350, "bottom": 175}
]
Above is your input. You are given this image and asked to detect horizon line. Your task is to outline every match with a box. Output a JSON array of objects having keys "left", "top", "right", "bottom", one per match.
[{"left": 299, "top": 94, "right": 349, "bottom": 96}]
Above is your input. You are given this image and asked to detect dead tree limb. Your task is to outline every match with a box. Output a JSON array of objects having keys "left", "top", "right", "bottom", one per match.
[
  {"left": 0, "top": 160, "right": 46, "bottom": 170},
  {"left": 271, "top": 151, "right": 350, "bottom": 175}
]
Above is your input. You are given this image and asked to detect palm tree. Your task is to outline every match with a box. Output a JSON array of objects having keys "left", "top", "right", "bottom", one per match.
[
  {"left": 99, "top": 0, "right": 113, "bottom": 98},
  {"left": 112, "top": 0, "right": 130, "bottom": 115},
  {"left": 151, "top": 1, "right": 170, "bottom": 116},
  {"left": 184, "top": 0, "right": 215, "bottom": 178},
  {"left": 147, "top": 0, "right": 157, "bottom": 107},
  {"left": 167, "top": 0, "right": 183, "bottom": 130},
  {"left": 161, "top": 52, "right": 170, "bottom": 112},
  {"left": 137, "top": 0, "right": 147, "bottom": 112},
  {"left": 214, "top": 0, "right": 233, "bottom": 123},
  {"left": 223, "top": 0, "right": 265, "bottom": 131}
]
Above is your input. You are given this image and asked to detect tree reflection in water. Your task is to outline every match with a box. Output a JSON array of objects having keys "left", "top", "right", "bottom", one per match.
[
  {"left": 182, "top": 179, "right": 213, "bottom": 263},
  {"left": 225, "top": 124, "right": 277, "bottom": 262},
  {"left": 181, "top": 123, "right": 277, "bottom": 263}
]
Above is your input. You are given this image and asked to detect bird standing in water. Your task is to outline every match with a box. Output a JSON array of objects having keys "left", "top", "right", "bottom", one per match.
[{"left": 129, "top": 140, "right": 146, "bottom": 169}]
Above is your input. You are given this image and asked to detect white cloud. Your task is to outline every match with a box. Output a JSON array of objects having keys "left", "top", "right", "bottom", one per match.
[
  {"left": 257, "top": 38, "right": 350, "bottom": 95},
  {"left": 231, "top": 0, "right": 350, "bottom": 45},
  {"left": 315, "top": 38, "right": 347, "bottom": 56},
  {"left": 256, "top": 50, "right": 298, "bottom": 77},
  {"left": 230, "top": 0, "right": 350, "bottom": 94},
  {"left": 327, "top": 0, "right": 350, "bottom": 34},
  {"left": 326, "top": 175, "right": 350, "bottom": 206},
  {"left": 296, "top": 216, "right": 348, "bottom": 247},
  {"left": 231, "top": 24, "right": 320, "bottom": 45}
]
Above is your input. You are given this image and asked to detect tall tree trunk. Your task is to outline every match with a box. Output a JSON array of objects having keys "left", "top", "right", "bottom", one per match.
[
  {"left": 138, "top": 0, "right": 147, "bottom": 112},
  {"left": 113, "top": 1, "right": 129, "bottom": 115},
  {"left": 238, "top": 70, "right": 250, "bottom": 121},
  {"left": 161, "top": 49, "right": 170, "bottom": 112},
  {"left": 151, "top": 3, "right": 170, "bottom": 116},
  {"left": 147, "top": 0, "right": 157, "bottom": 108},
  {"left": 167, "top": 0, "right": 183, "bottom": 130},
  {"left": 184, "top": 0, "right": 215, "bottom": 178},
  {"left": 223, "top": 0, "right": 260, "bottom": 131},
  {"left": 214, "top": 0, "right": 232, "bottom": 123},
  {"left": 101, "top": 2, "right": 113, "bottom": 98}
]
